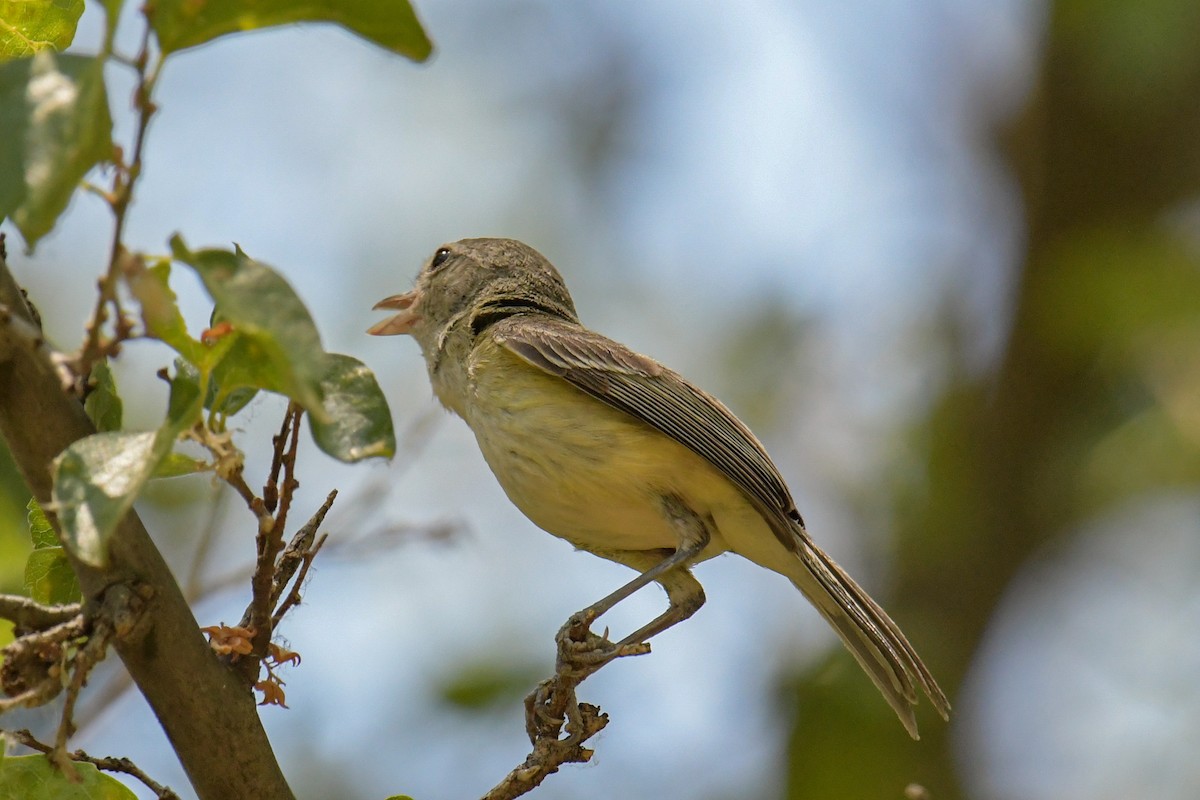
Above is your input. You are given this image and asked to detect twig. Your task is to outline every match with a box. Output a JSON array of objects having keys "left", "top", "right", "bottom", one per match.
[
  {"left": 0, "top": 614, "right": 87, "bottom": 714},
  {"left": 238, "top": 404, "right": 302, "bottom": 680},
  {"left": 0, "top": 582, "right": 143, "bottom": 774},
  {"left": 272, "top": 403, "right": 304, "bottom": 537},
  {"left": 269, "top": 489, "right": 337, "bottom": 612},
  {"left": 0, "top": 595, "right": 81, "bottom": 631},
  {"left": 263, "top": 405, "right": 294, "bottom": 512},
  {"left": 10, "top": 729, "right": 180, "bottom": 800},
  {"left": 271, "top": 533, "right": 328, "bottom": 630},
  {"left": 73, "top": 23, "right": 161, "bottom": 388},
  {"left": 481, "top": 617, "right": 650, "bottom": 800}
]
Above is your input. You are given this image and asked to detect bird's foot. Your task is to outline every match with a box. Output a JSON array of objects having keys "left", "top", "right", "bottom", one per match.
[
  {"left": 523, "top": 609, "right": 650, "bottom": 744},
  {"left": 555, "top": 608, "right": 650, "bottom": 676}
]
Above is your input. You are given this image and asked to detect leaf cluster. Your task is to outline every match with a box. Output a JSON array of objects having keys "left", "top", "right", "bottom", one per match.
[{"left": 0, "top": 0, "right": 431, "bottom": 797}]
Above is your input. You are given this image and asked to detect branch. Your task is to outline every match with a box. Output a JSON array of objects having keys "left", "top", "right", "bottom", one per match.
[
  {"left": 11, "top": 729, "right": 181, "bottom": 800},
  {"left": 0, "top": 245, "right": 295, "bottom": 799},
  {"left": 0, "top": 595, "right": 81, "bottom": 631},
  {"left": 72, "top": 24, "right": 159, "bottom": 387},
  {"left": 481, "top": 616, "right": 649, "bottom": 800}
]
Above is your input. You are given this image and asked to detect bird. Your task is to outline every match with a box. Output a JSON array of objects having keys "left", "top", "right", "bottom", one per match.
[{"left": 369, "top": 237, "right": 949, "bottom": 737}]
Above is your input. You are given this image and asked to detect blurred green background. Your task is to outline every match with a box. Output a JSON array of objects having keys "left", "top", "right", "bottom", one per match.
[{"left": 3, "top": 1, "right": 1200, "bottom": 798}]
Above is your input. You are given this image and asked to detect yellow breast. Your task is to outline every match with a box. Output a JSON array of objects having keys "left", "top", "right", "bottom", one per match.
[{"left": 460, "top": 338, "right": 746, "bottom": 556}]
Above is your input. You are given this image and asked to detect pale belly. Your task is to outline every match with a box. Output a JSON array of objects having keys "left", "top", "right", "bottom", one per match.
[{"left": 463, "top": 357, "right": 749, "bottom": 558}]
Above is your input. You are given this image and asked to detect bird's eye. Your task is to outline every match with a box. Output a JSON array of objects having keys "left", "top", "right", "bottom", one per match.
[{"left": 430, "top": 247, "right": 452, "bottom": 271}]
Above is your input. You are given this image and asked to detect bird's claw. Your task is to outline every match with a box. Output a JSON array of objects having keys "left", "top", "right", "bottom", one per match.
[
  {"left": 555, "top": 608, "right": 650, "bottom": 674},
  {"left": 524, "top": 677, "right": 568, "bottom": 744},
  {"left": 523, "top": 610, "right": 652, "bottom": 744}
]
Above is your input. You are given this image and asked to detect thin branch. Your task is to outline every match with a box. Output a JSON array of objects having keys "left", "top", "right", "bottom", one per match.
[
  {"left": 224, "top": 467, "right": 265, "bottom": 516},
  {"left": 51, "top": 617, "right": 114, "bottom": 773},
  {"left": 0, "top": 613, "right": 87, "bottom": 714},
  {"left": 262, "top": 405, "right": 293, "bottom": 513},
  {"left": 0, "top": 595, "right": 81, "bottom": 631},
  {"left": 74, "top": 23, "right": 160, "bottom": 387},
  {"left": 269, "top": 489, "right": 336, "bottom": 611},
  {"left": 0, "top": 584, "right": 136, "bottom": 774},
  {"left": 272, "top": 403, "right": 304, "bottom": 537},
  {"left": 481, "top": 617, "right": 650, "bottom": 800},
  {"left": 237, "top": 404, "right": 302, "bottom": 680},
  {"left": 271, "top": 533, "right": 328, "bottom": 630},
  {"left": 10, "top": 729, "right": 181, "bottom": 800}
]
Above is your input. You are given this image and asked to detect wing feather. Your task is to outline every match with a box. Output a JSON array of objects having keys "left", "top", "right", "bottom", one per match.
[{"left": 492, "top": 316, "right": 802, "bottom": 550}]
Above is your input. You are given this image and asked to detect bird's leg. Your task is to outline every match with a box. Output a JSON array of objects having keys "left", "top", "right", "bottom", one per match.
[
  {"left": 526, "top": 499, "right": 712, "bottom": 743},
  {"left": 614, "top": 565, "right": 705, "bottom": 647},
  {"left": 568, "top": 494, "right": 711, "bottom": 637}
]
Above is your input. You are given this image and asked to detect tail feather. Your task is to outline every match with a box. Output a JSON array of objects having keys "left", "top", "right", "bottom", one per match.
[{"left": 788, "top": 537, "right": 950, "bottom": 739}]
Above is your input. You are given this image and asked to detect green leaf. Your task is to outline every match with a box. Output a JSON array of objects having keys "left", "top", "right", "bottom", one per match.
[
  {"left": 24, "top": 546, "right": 80, "bottom": 604},
  {"left": 210, "top": 383, "right": 257, "bottom": 417},
  {"left": 84, "top": 361, "right": 123, "bottom": 432},
  {"left": 170, "top": 236, "right": 330, "bottom": 422},
  {"left": 51, "top": 365, "right": 205, "bottom": 567},
  {"left": 0, "top": 754, "right": 138, "bottom": 799},
  {"left": 0, "top": 0, "right": 85, "bottom": 61},
  {"left": 27, "top": 496, "right": 55, "bottom": 548},
  {"left": 173, "top": 357, "right": 259, "bottom": 418},
  {"left": 24, "top": 499, "right": 80, "bottom": 604},
  {"left": 308, "top": 353, "right": 395, "bottom": 462},
  {"left": 152, "top": 451, "right": 209, "bottom": 479},
  {"left": 0, "top": 51, "right": 112, "bottom": 249},
  {"left": 52, "top": 431, "right": 155, "bottom": 566},
  {"left": 150, "top": 0, "right": 432, "bottom": 61},
  {"left": 128, "top": 259, "right": 207, "bottom": 365}
]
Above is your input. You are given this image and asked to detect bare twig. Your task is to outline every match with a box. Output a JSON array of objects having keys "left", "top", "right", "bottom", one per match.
[
  {"left": 271, "top": 533, "right": 328, "bottom": 630},
  {"left": 0, "top": 595, "right": 81, "bottom": 631},
  {"left": 263, "top": 406, "right": 294, "bottom": 513},
  {"left": 0, "top": 614, "right": 87, "bottom": 715},
  {"left": 481, "top": 616, "right": 650, "bottom": 800},
  {"left": 11, "top": 729, "right": 180, "bottom": 800},
  {"left": 73, "top": 23, "right": 161, "bottom": 388},
  {"left": 0, "top": 583, "right": 145, "bottom": 776},
  {"left": 237, "top": 404, "right": 302, "bottom": 680},
  {"left": 269, "top": 489, "right": 337, "bottom": 612},
  {"left": 271, "top": 403, "right": 304, "bottom": 537}
]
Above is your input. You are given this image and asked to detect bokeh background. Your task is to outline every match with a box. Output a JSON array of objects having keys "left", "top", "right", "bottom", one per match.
[{"left": 4, "top": 0, "right": 1200, "bottom": 798}]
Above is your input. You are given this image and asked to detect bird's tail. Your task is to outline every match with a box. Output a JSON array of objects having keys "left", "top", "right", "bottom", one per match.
[{"left": 787, "top": 537, "right": 950, "bottom": 738}]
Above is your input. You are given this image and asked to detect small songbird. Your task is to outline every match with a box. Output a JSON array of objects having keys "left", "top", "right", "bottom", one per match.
[{"left": 369, "top": 238, "right": 949, "bottom": 737}]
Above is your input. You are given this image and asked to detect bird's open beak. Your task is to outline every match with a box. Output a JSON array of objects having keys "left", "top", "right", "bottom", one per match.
[{"left": 368, "top": 289, "right": 422, "bottom": 336}]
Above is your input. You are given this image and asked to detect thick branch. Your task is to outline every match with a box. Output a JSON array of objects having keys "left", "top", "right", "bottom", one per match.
[{"left": 0, "top": 250, "right": 294, "bottom": 800}]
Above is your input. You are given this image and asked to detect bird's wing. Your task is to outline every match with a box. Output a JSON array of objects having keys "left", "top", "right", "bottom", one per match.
[{"left": 490, "top": 315, "right": 804, "bottom": 548}]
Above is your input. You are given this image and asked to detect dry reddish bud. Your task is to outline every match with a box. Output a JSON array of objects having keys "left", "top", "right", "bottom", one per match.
[
  {"left": 200, "top": 624, "right": 255, "bottom": 658},
  {"left": 201, "top": 321, "right": 235, "bottom": 345},
  {"left": 254, "top": 678, "right": 288, "bottom": 708},
  {"left": 267, "top": 643, "right": 301, "bottom": 668}
]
